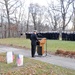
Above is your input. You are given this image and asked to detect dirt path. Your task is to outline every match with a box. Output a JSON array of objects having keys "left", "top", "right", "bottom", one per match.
[{"left": 0, "top": 45, "right": 75, "bottom": 70}]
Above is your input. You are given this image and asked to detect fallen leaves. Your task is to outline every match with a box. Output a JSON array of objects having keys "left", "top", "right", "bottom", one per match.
[
  {"left": 0, "top": 55, "right": 6, "bottom": 62},
  {"left": 55, "top": 50, "right": 75, "bottom": 58},
  {"left": 0, "top": 53, "right": 75, "bottom": 75}
]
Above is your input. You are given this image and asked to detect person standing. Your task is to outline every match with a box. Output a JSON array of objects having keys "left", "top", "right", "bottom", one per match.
[{"left": 30, "top": 30, "right": 38, "bottom": 57}]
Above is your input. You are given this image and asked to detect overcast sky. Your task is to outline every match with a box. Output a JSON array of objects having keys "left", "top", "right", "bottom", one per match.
[
  {"left": 25, "top": 0, "right": 48, "bottom": 6},
  {"left": 24, "top": 0, "right": 59, "bottom": 7}
]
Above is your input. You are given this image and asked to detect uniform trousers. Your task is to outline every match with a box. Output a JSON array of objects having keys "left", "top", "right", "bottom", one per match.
[{"left": 31, "top": 43, "right": 36, "bottom": 57}]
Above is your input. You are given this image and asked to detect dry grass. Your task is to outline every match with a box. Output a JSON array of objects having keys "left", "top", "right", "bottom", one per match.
[{"left": 0, "top": 53, "right": 75, "bottom": 75}]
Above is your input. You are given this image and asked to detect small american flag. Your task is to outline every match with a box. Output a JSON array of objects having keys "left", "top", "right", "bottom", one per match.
[
  {"left": 12, "top": 52, "right": 14, "bottom": 60},
  {"left": 17, "top": 55, "right": 21, "bottom": 65}
]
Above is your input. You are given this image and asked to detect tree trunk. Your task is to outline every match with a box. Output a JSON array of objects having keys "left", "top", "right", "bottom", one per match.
[
  {"left": 73, "top": 8, "right": 75, "bottom": 31},
  {"left": 4, "top": 0, "right": 10, "bottom": 37},
  {"left": 1, "top": 15, "right": 3, "bottom": 38},
  {"left": 26, "top": 12, "right": 30, "bottom": 32},
  {"left": 4, "top": 25, "right": 7, "bottom": 38},
  {"left": 62, "top": 13, "right": 66, "bottom": 31},
  {"left": 33, "top": 15, "right": 37, "bottom": 30}
]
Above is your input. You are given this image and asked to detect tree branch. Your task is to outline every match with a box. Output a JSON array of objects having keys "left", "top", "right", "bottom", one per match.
[
  {"left": 9, "top": 0, "right": 19, "bottom": 10},
  {"left": 0, "top": 1, "right": 5, "bottom": 5},
  {"left": 65, "top": 12, "right": 73, "bottom": 27},
  {"left": 9, "top": 5, "right": 22, "bottom": 15},
  {"left": 65, "top": 0, "right": 74, "bottom": 14}
]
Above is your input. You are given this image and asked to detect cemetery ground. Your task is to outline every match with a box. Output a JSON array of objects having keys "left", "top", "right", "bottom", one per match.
[
  {"left": 0, "top": 38, "right": 75, "bottom": 75},
  {"left": 0, "top": 53, "right": 75, "bottom": 75}
]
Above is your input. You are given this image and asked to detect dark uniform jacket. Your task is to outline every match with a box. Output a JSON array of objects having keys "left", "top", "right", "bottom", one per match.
[{"left": 30, "top": 33, "right": 38, "bottom": 45}]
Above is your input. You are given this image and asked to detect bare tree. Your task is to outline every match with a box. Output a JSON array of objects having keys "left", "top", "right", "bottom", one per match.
[
  {"left": 0, "top": 4, "right": 6, "bottom": 38},
  {"left": 72, "top": 0, "right": 75, "bottom": 31},
  {"left": 29, "top": 3, "right": 38, "bottom": 30},
  {"left": 47, "top": 3, "right": 60, "bottom": 31},
  {"left": 26, "top": 10, "right": 30, "bottom": 32},
  {"left": 37, "top": 6, "right": 46, "bottom": 32},
  {"left": 0, "top": 0, "right": 22, "bottom": 37},
  {"left": 0, "top": 15, "right": 3, "bottom": 38},
  {"left": 46, "top": 0, "right": 74, "bottom": 40},
  {"left": 29, "top": 3, "right": 46, "bottom": 32},
  {"left": 60, "top": 0, "right": 74, "bottom": 30},
  {"left": 14, "top": 6, "right": 23, "bottom": 37},
  {"left": 47, "top": 0, "right": 74, "bottom": 31}
]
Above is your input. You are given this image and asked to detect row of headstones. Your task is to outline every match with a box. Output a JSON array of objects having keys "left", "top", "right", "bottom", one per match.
[
  {"left": 26, "top": 33, "right": 75, "bottom": 41},
  {"left": 7, "top": 52, "right": 23, "bottom": 66}
]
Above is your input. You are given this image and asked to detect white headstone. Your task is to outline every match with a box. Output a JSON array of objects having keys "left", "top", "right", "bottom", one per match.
[
  {"left": 6, "top": 52, "right": 13, "bottom": 64},
  {"left": 17, "top": 54, "right": 23, "bottom": 66}
]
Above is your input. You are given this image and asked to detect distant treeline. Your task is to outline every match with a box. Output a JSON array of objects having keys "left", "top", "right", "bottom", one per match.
[{"left": 26, "top": 32, "right": 75, "bottom": 41}]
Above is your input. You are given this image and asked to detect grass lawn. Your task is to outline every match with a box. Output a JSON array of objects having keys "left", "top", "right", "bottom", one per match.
[
  {"left": 0, "top": 53, "right": 75, "bottom": 75},
  {"left": 46, "top": 40, "right": 75, "bottom": 52},
  {"left": 0, "top": 38, "right": 31, "bottom": 49},
  {"left": 0, "top": 38, "right": 75, "bottom": 52}
]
